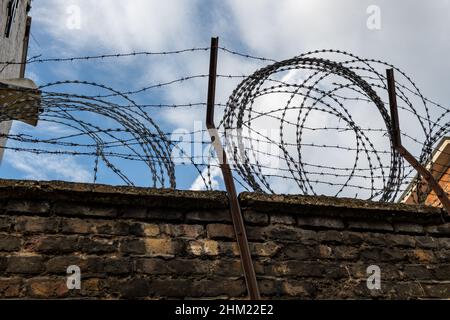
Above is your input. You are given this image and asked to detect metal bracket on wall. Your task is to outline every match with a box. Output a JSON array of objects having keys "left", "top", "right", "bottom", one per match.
[
  {"left": 0, "top": 78, "right": 41, "bottom": 126},
  {"left": 206, "top": 37, "right": 261, "bottom": 300},
  {"left": 386, "top": 68, "right": 450, "bottom": 215}
]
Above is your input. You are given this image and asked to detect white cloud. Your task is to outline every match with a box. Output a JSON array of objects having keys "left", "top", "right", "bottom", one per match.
[
  {"left": 10, "top": 119, "right": 76, "bottom": 136},
  {"left": 190, "top": 165, "right": 222, "bottom": 191},
  {"left": 5, "top": 151, "right": 91, "bottom": 182},
  {"left": 33, "top": 0, "right": 202, "bottom": 52}
]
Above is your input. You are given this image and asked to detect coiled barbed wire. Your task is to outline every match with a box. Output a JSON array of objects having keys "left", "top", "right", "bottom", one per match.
[
  {"left": 221, "top": 49, "right": 449, "bottom": 203},
  {"left": 0, "top": 80, "right": 214, "bottom": 189},
  {"left": 0, "top": 47, "right": 449, "bottom": 205}
]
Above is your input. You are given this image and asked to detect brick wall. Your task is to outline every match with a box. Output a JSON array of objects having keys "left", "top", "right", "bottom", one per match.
[
  {"left": 426, "top": 166, "right": 450, "bottom": 207},
  {"left": 0, "top": 179, "right": 449, "bottom": 299}
]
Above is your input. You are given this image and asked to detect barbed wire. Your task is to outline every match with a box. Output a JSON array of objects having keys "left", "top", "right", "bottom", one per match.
[
  {"left": 0, "top": 47, "right": 210, "bottom": 65},
  {"left": 221, "top": 49, "right": 449, "bottom": 204},
  {"left": 0, "top": 47, "right": 448, "bottom": 206}
]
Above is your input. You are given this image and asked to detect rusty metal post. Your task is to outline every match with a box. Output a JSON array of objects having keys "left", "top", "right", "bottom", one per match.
[
  {"left": 386, "top": 68, "right": 450, "bottom": 215},
  {"left": 206, "top": 37, "right": 261, "bottom": 299}
]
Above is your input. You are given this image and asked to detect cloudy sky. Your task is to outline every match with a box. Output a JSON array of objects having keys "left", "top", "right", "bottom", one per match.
[{"left": 2, "top": 0, "right": 449, "bottom": 198}]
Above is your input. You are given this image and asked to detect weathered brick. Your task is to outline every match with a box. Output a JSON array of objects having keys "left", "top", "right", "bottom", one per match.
[
  {"left": 192, "top": 278, "right": 246, "bottom": 297},
  {"left": 34, "top": 235, "right": 78, "bottom": 254},
  {"left": 362, "top": 233, "right": 386, "bottom": 246},
  {"left": 112, "top": 278, "right": 151, "bottom": 298},
  {"left": 60, "top": 218, "right": 93, "bottom": 234},
  {"left": 254, "top": 260, "right": 268, "bottom": 275},
  {"left": 348, "top": 220, "right": 394, "bottom": 232},
  {"left": 46, "top": 256, "right": 87, "bottom": 273},
  {"left": 161, "top": 224, "right": 203, "bottom": 239},
  {"left": 251, "top": 241, "right": 281, "bottom": 257},
  {"left": 318, "top": 244, "right": 333, "bottom": 259},
  {"left": 218, "top": 242, "right": 239, "bottom": 257},
  {"left": 136, "top": 258, "right": 242, "bottom": 277},
  {"left": 189, "top": 240, "right": 219, "bottom": 256},
  {"left": 211, "top": 259, "right": 243, "bottom": 276},
  {"left": 347, "top": 263, "right": 402, "bottom": 281},
  {"left": 387, "top": 234, "right": 416, "bottom": 247},
  {"left": 258, "top": 279, "right": 278, "bottom": 296},
  {"left": 393, "top": 223, "right": 424, "bottom": 234},
  {"left": 433, "top": 264, "right": 450, "bottom": 280},
  {"left": 102, "top": 220, "right": 145, "bottom": 236},
  {"left": 103, "top": 258, "right": 131, "bottom": 274},
  {"left": 53, "top": 202, "right": 117, "bottom": 218},
  {"left": 93, "top": 221, "right": 117, "bottom": 235},
  {"left": 246, "top": 226, "right": 268, "bottom": 241},
  {"left": 149, "top": 278, "right": 246, "bottom": 298},
  {"left": 6, "top": 200, "right": 50, "bottom": 214},
  {"left": 0, "top": 256, "right": 7, "bottom": 272},
  {"left": 136, "top": 258, "right": 208, "bottom": 275},
  {"left": 341, "top": 231, "right": 364, "bottom": 245},
  {"left": 47, "top": 256, "right": 103, "bottom": 275},
  {"left": 146, "top": 278, "right": 192, "bottom": 298},
  {"left": 270, "top": 214, "right": 296, "bottom": 225},
  {"left": 206, "top": 224, "right": 234, "bottom": 239},
  {"left": 282, "top": 244, "right": 317, "bottom": 260},
  {"left": 85, "top": 257, "right": 106, "bottom": 273},
  {"left": 332, "top": 246, "right": 358, "bottom": 260},
  {"left": 317, "top": 230, "right": 345, "bottom": 244},
  {"left": 360, "top": 247, "right": 407, "bottom": 262},
  {"left": 410, "top": 249, "right": 436, "bottom": 263},
  {"left": 423, "top": 283, "right": 450, "bottom": 298},
  {"left": 392, "top": 282, "right": 426, "bottom": 299},
  {"left": 334, "top": 279, "right": 377, "bottom": 299},
  {"left": 26, "top": 278, "right": 69, "bottom": 298},
  {"left": 125, "top": 222, "right": 147, "bottom": 236},
  {"left": 249, "top": 225, "right": 303, "bottom": 241},
  {"left": 0, "top": 278, "right": 22, "bottom": 298},
  {"left": 282, "top": 243, "right": 333, "bottom": 260},
  {"left": 186, "top": 210, "right": 231, "bottom": 223},
  {"left": 120, "top": 206, "right": 147, "bottom": 219},
  {"left": 7, "top": 256, "right": 45, "bottom": 274},
  {"left": 142, "top": 223, "right": 160, "bottom": 237},
  {"left": 120, "top": 238, "right": 146, "bottom": 255},
  {"left": 271, "top": 261, "right": 346, "bottom": 279},
  {"left": 136, "top": 258, "right": 179, "bottom": 274},
  {"left": 14, "top": 216, "right": 59, "bottom": 234},
  {"left": 243, "top": 211, "right": 269, "bottom": 225},
  {"left": 147, "top": 209, "right": 184, "bottom": 221},
  {"left": 297, "top": 216, "right": 344, "bottom": 230},
  {"left": 282, "top": 280, "right": 316, "bottom": 298},
  {"left": 147, "top": 209, "right": 183, "bottom": 221},
  {"left": 146, "top": 239, "right": 182, "bottom": 257},
  {"left": 78, "top": 237, "right": 117, "bottom": 254},
  {"left": 0, "top": 235, "right": 21, "bottom": 251},
  {"left": 438, "top": 238, "right": 450, "bottom": 249},
  {"left": 415, "top": 236, "right": 438, "bottom": 249},
  {"left": 403, "top": 264, "right": 433, "bottom": 280},
  {"left": 80, "top": 278, "right": 103, "bottom": 296},
  {"left": 424, "top": 223, "right": 450, "bottom": 236},
  {"left": 0, "top": 216, "right": 11, "bottom": 232},
  {"left": 364, "top": 233, "right": 415, "bottom": 248},
  {"left": 436, "top": 249, "right": 450, "bottom": 262},
  {"left": 74, "top": 220, "right": 143, "bottom": 236}
]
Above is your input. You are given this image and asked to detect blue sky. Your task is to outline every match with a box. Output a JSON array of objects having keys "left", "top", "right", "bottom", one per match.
[{"left": 2, "top": 0, "right": 450, "bottom": 198}]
